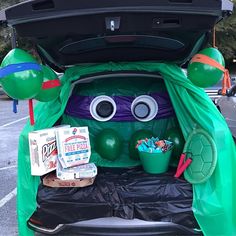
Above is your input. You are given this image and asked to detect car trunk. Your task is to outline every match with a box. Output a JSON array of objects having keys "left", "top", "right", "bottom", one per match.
[
  {"left": 15, "top": 60, "right": 236, "bottom": 236},
  {"left": 29, "top": 72, "right": 199, "bottom": 235},
  {"left": 1, "top": 1, "right": 234, "bottom": 236}
]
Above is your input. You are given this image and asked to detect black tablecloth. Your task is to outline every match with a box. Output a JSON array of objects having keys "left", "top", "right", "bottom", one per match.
[{"left": 32, "top": 167, "right": 198, "bottom": 229}]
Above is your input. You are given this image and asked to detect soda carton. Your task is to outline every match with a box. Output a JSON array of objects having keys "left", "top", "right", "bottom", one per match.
[
  {"left": 57, "top": 161, "right": 97, "bottom": 180},
  {"left": 56, "top": 127, "right": 91, "bottom": 168},
  {"left": 28, "top": 125, "right": 70, "bottom": 176}
]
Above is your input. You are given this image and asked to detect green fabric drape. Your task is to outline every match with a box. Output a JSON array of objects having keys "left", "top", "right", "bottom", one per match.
[{"left": 17, "top": 62, "right": 236, "bottom": 236}]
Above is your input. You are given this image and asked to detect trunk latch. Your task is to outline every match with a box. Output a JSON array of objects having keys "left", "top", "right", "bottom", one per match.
[{"left": 105, "top": 17, "right": 120, "bottom": 31}]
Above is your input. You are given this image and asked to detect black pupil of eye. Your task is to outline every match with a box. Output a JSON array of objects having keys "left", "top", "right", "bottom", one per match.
[
  {"left": 96, "top": 101, "right": 114, "bottom": 118},
  {"left": 133, "top": 102, "right": 150, "bottom": 119}
]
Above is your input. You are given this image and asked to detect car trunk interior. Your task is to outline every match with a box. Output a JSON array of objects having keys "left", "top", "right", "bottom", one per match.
[{"left": 28, "top": 72, "right": 200, "bottom": 234}]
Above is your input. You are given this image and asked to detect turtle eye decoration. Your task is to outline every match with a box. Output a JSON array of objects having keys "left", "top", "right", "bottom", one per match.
[
  {"left": 66, "top": 93, "right": 174, "bottom": 122},
  {"left": 90, "top": 95, "right": 117, "bottom": 122},
  {"left": 131, "top": 95, "right": 158, "bottom": 122}
]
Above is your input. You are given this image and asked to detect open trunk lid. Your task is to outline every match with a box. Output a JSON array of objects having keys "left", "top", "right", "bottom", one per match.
[{"left": 0, "top": 0, "right": 233, "bottom": 71}]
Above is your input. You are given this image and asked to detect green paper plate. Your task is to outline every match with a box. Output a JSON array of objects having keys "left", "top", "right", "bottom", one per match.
[{"left": 184, "top": 129, "right": 217, "bottom": 184}]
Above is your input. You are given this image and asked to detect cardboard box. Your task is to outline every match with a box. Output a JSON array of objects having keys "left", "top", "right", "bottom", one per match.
[
  {"left": 56, "top": 127, "right": 91, "bottom": 168},
  {"left": 57, "top": 161, "right": 97, "bottom": 180},
  {"left": 28, "top": 125, "right": 70, "bottom": 176},
  {"left": 43, "top": 172, "right": 95, "bottom": 188}
]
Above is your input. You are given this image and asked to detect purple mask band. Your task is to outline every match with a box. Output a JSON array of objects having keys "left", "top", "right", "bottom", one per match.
[{"left": 65, "top": 92, "right": 175, "bottom": 121}]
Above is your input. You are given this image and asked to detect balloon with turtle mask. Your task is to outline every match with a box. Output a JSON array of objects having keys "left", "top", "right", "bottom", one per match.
[
  {"left": 0, "top": 48, "right": 61, "bottom": 125},
  {"left": 187, "top": 47, "right": 231, "bottom": 94}
]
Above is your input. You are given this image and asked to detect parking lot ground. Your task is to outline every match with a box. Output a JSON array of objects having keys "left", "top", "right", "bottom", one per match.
[
  {"left": 0, "top": 95, "right": 77, "bottom": 236},
  {"left": 0, "top": 95, "right": 29, "bottom": 236}
]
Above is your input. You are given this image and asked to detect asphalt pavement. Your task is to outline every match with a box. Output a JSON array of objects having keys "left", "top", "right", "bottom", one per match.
[
  {"left": 0, "top": 94, "right": 29, "bottom": 236},
  {"left": 0, "top": 94, "right": 81, "bottom": 236}
]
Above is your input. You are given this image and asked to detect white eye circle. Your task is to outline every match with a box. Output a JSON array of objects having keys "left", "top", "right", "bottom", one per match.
[
  {"left": 90, "top": 96, "right": 116, "bottom": 122},
  {"left": 131, "top": 95, "right": 158, "bottom": 122}
]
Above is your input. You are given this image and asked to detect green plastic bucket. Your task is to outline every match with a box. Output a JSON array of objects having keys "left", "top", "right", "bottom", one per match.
[{"left": 139, "top": 148, "right": 173, "bottom": 174}]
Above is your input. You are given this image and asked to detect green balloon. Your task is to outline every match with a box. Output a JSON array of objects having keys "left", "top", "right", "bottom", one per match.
[
  {"left": 187, "top": 47, "right": 225, "bottom": 88},
  {"left": 129, "top": 129, "right": 153, "bottom": 160},
  {"left": 95, "top": 129, "right": 122, "bottom": 161},
  {"left": 35, "top": 65, "right": 61, "bottom": 102},
  {"left": 164, "top": 127, "right": 185, "bottom": 166},
  {"left": 1, "top": 49, "right": 43, "bottom": 100}
]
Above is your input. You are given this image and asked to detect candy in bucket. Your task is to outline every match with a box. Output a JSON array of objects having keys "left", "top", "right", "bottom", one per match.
[
  {"left": 136, "top": 137, "right": 173, "bottom": 154},
  {"left": 136, "top": 137, "right": 174, "bottom": 174}
]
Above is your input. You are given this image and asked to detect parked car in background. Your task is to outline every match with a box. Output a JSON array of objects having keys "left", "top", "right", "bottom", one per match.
[
  {"left": 204, "top": 74, "right": 236, "bottom": 139},
  {"left": 205, "top": 81, "right": 224, "bottom": 104},
  {"left": 216, "top": 81, "right": 236, "bottom": 139}
]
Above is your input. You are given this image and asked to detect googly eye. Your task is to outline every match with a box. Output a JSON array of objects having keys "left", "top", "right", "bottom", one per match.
[
  {"left": 90, "top": 96, "right": 116, "bottom": 121},
  {"left": 131, "top": 95, "right": 158, "bottom": 122}
]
